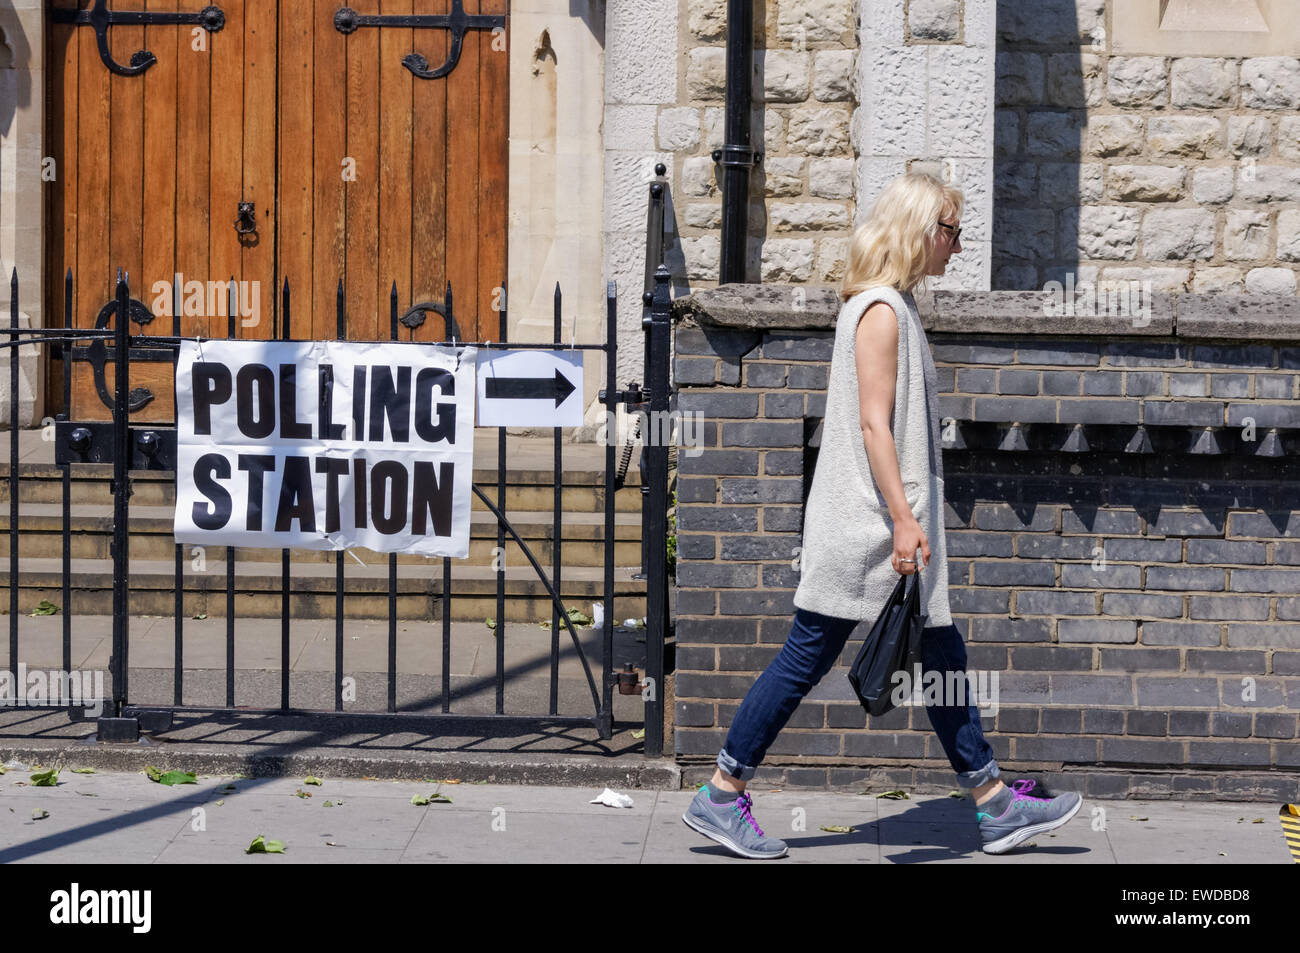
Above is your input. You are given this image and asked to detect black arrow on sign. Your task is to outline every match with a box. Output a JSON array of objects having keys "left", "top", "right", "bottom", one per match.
[{"left": 485, "top": 368, "right": 576, "bottom": 408}]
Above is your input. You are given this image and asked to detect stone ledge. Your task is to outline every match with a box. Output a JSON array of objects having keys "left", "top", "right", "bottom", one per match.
[
  {"left": 672, "top": 283, "right": 842, "bottom": 331},
  {"left": 672, "top": 285, "right": 1300, "bottom": 342}
]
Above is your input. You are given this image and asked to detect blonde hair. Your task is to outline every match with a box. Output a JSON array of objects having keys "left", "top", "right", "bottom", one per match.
[{"left": 839, "top": 171, "right": 964, "bottom": 301}]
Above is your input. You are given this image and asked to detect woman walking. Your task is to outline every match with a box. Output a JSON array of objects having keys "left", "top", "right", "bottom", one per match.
[{"left": 682, "top": 171, "right": 1083, "bottom": 858}]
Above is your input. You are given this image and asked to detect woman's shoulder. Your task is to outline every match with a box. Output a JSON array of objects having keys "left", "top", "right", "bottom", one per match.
[
  {"left": 843, "top": 284, "right": 908, "bottom": 312},
  {"left": 840, "top": 285, "right": 909, "bottom": 327}
]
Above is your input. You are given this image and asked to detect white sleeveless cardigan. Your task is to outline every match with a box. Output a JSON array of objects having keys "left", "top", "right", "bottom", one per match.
[{"left": 792, "top": 284, "right": 952, "bottom": 627}]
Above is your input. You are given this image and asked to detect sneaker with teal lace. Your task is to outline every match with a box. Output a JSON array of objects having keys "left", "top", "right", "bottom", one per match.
[
  {"left": 682, "top": 785, "right": 788, "bottom": 859},
  {"left": 977, "top": 779, "right": 1082, "bottom": 855}
]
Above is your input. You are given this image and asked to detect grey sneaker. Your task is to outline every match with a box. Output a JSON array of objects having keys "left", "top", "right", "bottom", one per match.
[
  {"left": 977, "top": 779, "right": 1083, "bottom": 855},
  {"left": 682, "top": 785, "right": 788, "bottom": 859}
]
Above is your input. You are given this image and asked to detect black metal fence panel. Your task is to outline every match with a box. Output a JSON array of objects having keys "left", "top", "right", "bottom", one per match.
[{"left": 3, "top": 264, "right": 673, "bottom": 754}]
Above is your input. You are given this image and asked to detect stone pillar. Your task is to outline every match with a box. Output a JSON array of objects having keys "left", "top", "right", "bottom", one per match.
[
  {"left": 0, "top": 0, "right": 44, "bottom": 427},
  {"left": 508, "top": 1, "right": 608, "bottom": 431},
  {"left": 603, "top": 0, "right": 676, "bottom": 393}
]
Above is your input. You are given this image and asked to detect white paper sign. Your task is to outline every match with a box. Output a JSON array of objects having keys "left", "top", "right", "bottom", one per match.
[
  {"left": 173, "top": 339, "right": 477, "bottom": 557},
  {"left": 476, "top": 349, "right": 583, "bottom": 427}
]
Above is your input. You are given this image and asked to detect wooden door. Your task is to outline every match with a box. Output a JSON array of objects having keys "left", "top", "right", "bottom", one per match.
[
  {"left": 278, "top": 0, "right": 509, "bottom": 345},
  {"left": 45, "top": 0, "right": 509, "bottom": 421}
]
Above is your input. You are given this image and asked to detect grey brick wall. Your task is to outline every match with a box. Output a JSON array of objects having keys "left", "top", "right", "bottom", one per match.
[{"left": 669, "top": 286, "right": 1300, "bottom": 800}]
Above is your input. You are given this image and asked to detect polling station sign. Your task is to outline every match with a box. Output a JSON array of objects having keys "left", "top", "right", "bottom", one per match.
[{"left": 173, "top": 340, "right": 477, "bottom": 557}]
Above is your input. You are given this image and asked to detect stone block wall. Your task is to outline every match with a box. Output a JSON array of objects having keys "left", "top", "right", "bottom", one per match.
[
  {"left": 674, "top": 0, "right": 859, "bottom": 285},
  {"left": 661, "top": 0, "right": 994, "bottom": 290},
  {"left": 855, "top": 0, "right": 996, "bottom": 290},
  {"left": 670, "top": 284, "right": 1300, "bottom": 801},
  {"left": 995, "top": 0, "right": 1300, "bottom": 293}
]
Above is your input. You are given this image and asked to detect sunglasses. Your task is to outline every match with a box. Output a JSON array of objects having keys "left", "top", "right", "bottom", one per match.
[{"left": 937, "top": 220, "right": 962, "bottom": 244}]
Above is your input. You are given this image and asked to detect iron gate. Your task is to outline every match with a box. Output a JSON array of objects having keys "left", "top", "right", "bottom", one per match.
[{"left": 2, "top": 266, "right": 673, "bottom": 754}]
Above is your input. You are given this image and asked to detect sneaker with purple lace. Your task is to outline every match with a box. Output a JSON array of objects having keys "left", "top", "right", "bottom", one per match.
[
  {"left": 977, "top": 779, "right": 1083, "bottom": 855},
  {"left": 682, "top": 786, "right": 788, "bottom": 859}
]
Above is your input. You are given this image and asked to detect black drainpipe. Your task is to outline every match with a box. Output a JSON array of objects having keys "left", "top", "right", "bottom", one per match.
[{"left": 713, "top": 0, "right": 761, "bottom": 284}]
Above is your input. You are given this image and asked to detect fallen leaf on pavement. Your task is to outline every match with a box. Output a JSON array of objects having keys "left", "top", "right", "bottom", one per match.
[
  {"left": 245, "top": 834, "right": 286, "bottom": 854},
  {"left": 145, "top": 765, "right": 196, "bottom": 786}
]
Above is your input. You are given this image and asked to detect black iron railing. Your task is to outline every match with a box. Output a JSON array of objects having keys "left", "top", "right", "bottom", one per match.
[{"left": 2, "top": 267, "right": 672, "bottom": 755}]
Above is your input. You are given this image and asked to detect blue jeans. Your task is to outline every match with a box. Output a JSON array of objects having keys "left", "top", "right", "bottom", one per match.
[{"left": 717, "top": 607, "right": 1000, "bottom": 787}]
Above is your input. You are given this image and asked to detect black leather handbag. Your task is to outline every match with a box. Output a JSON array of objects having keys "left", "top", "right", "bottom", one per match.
[{"left": 847, "top": 566, "right": 928, "bottom": 717}]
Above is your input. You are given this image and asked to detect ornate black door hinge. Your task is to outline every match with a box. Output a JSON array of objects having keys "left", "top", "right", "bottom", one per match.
[
  {"left": 400, "top": 298, "right": 461, "bottom": 339},
  {"left": 52, "top": 1, "right": 225, "bottom": 77},
  {"left": 73, "top": 295, "right": 164, "bottom": 413},
  {"left": 333, "top": 0, "right": 506, "bottom": 80}
]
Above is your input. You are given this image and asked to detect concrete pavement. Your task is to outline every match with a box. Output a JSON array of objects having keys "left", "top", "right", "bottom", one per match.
[{"left": 0, "top": 762, "right": 1293, "bottom": 863}]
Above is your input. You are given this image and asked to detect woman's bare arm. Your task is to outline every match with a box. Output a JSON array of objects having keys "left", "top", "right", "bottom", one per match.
[
  {"left": 855, "top": 302, "right": 910, "bottom": 521},
  {"left": 855, "top": 301, "right": 931, "bottom": 570}
]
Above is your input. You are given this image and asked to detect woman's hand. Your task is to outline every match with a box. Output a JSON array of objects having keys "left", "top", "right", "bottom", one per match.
[{"left": 891, "top": 515, "right": 930, "bottom": 575}]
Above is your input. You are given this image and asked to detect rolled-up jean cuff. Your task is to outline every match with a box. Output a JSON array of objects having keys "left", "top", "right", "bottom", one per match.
[
  {"left": 954, "top": 758, "right": 1000, "bottom": 790},
  {"left": 716, "top": 747, "right": 756, "bottom": 783}
]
